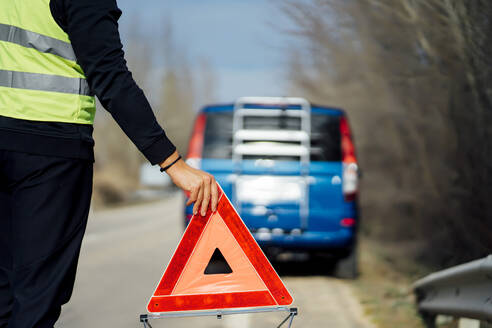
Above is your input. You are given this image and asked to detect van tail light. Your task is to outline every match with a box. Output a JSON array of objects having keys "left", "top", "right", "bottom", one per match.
[
  {"left": 340, "top": 218, "right": 356, "bottom": 228},
  {"left": 186, "top": 113, "right": 207, "bottom": 169},
  {"left": 340, "top": 116, "right": 358, "bottom": 202}
]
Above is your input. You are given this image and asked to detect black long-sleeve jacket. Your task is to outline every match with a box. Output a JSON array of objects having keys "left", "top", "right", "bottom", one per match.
[{"left": 0, "top": 0, "right": 176, "bottom": 164}]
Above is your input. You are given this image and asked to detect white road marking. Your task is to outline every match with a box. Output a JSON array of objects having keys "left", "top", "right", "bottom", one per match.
[{"left": 223, "top": 313, "right": 251, "bottom": 328}]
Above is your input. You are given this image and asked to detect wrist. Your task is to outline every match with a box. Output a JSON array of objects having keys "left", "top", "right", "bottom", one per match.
[
  {"left": 160, "top": 155, "right": 182, "bottom": 173},
  {"left": 159, "top": 151, "right": 180, "bottom": 168},
  {"left": 165, "top": 158, "right": 186, "bottom": 176}
]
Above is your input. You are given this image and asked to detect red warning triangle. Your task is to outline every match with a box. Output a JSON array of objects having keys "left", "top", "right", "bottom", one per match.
[{"left": 147, "top": 184, "right": 293, "bottom": 313}]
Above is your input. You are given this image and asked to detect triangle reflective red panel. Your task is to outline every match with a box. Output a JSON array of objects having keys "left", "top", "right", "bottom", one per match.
[{"left": 147, "top": 183, "right": 293, "bottom": 313}]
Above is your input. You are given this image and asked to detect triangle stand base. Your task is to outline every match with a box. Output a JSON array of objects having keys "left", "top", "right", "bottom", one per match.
[{"left": 139, "top": 307, "right": 298, "bottom": 328}]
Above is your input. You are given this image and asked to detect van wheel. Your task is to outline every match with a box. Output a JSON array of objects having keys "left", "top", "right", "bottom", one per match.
[{"left": 334, "top": 246, "right": 358, "bottom": 279}]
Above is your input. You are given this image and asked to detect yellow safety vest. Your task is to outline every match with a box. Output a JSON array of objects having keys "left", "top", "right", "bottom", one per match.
[{"left": 0, "top": 0, "right": 96, "bottom": 124}]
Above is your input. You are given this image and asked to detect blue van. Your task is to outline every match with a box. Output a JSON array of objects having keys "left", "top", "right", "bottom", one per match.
[{"left": 184, "top": 97, "right": 360, "bottom": 278}]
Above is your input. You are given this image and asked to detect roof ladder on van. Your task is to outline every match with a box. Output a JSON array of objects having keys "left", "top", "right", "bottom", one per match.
[{"left": 232, "top": 97, "right": 311, "bottom": 229}]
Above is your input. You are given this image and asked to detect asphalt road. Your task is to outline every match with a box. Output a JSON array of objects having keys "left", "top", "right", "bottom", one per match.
[{"left": 57, "top": 192, "right": 374, "bottom": 328}]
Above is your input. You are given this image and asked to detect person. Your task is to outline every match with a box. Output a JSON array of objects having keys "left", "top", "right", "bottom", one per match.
[{"left": 0, "top": 0, "right": 219, "bottom": 327}]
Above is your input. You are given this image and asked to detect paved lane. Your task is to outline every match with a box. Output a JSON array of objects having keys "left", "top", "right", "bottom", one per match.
[{"left": 57, "top": 193, "right": 374, "bottom": 328}]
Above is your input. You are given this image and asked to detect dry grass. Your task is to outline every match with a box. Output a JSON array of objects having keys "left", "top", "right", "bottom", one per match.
[{"left": 352, "top": 237, "right": 427, "bottom": 328}]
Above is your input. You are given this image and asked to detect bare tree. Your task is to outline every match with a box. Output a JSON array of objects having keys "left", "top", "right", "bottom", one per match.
[
  {"left": 156, "top": 20, "right": 197, "bottom": 155},
  {"left": 278, "top": 0, "right": 492, "bottom": 267},
  {"left": 92, "top": 16, "right": 218, "bottom": 206}
]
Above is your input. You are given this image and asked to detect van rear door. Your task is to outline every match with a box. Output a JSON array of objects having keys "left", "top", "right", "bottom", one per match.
[{"left": 199, "top": 105, "right": 347, "bottom": 234}]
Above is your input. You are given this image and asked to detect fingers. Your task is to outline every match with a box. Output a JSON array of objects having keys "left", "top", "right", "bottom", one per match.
[
  {"left": 186, "top": 186, "right": 198, "bottom": 207},
  {"left": 200, "top": 176, "right": 212, "bottom": 216},
  {"left": 181, "top": 167, "right": 217, "bottom": 217},
  {"left": 210, "top": 176, "right": 218, "bottom": 212},
  {"left": 193, "top": 185, "right": 204, "bottom": 215}
]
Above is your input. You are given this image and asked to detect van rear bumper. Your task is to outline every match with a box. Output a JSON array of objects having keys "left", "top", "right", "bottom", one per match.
[{"left": 252, "top": 229, "right": 354, "bottom": 250}]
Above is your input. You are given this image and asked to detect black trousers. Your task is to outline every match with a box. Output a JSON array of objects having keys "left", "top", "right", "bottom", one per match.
[{"left": 0, "top": 150, "right": 93, "bottom": 328}]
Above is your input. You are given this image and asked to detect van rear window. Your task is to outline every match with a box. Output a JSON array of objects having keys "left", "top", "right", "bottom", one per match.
[
  {"left": 203, "top": 112, "right": 234, "bottom": 159},
  {"left": 202, "top": 112, "right": 341, "bottom": 161}
]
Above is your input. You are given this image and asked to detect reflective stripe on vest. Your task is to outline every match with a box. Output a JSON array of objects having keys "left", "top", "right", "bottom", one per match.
[
  {"left": 0, "top": 0, "right": 96, "bottom": 125},
  {"left": 0, "top": 23, "right": 77, "bottom": 61},
  {"left": 0, "top": 69, "right": 91, "bottom": 96}
]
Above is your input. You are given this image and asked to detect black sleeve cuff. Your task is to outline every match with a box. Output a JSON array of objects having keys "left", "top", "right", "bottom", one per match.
[{"left": 142, "top": 134, "right": 177, "bottom": 165}]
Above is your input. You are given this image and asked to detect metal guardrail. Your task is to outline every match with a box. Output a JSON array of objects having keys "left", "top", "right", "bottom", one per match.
[{"left": 413, "top": 255, "right": 492, "bottom": 326}]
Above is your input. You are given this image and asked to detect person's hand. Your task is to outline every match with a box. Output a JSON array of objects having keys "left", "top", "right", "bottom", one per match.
[{"left": 161, "top": 152, "right": 218, "bottom": 216}]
